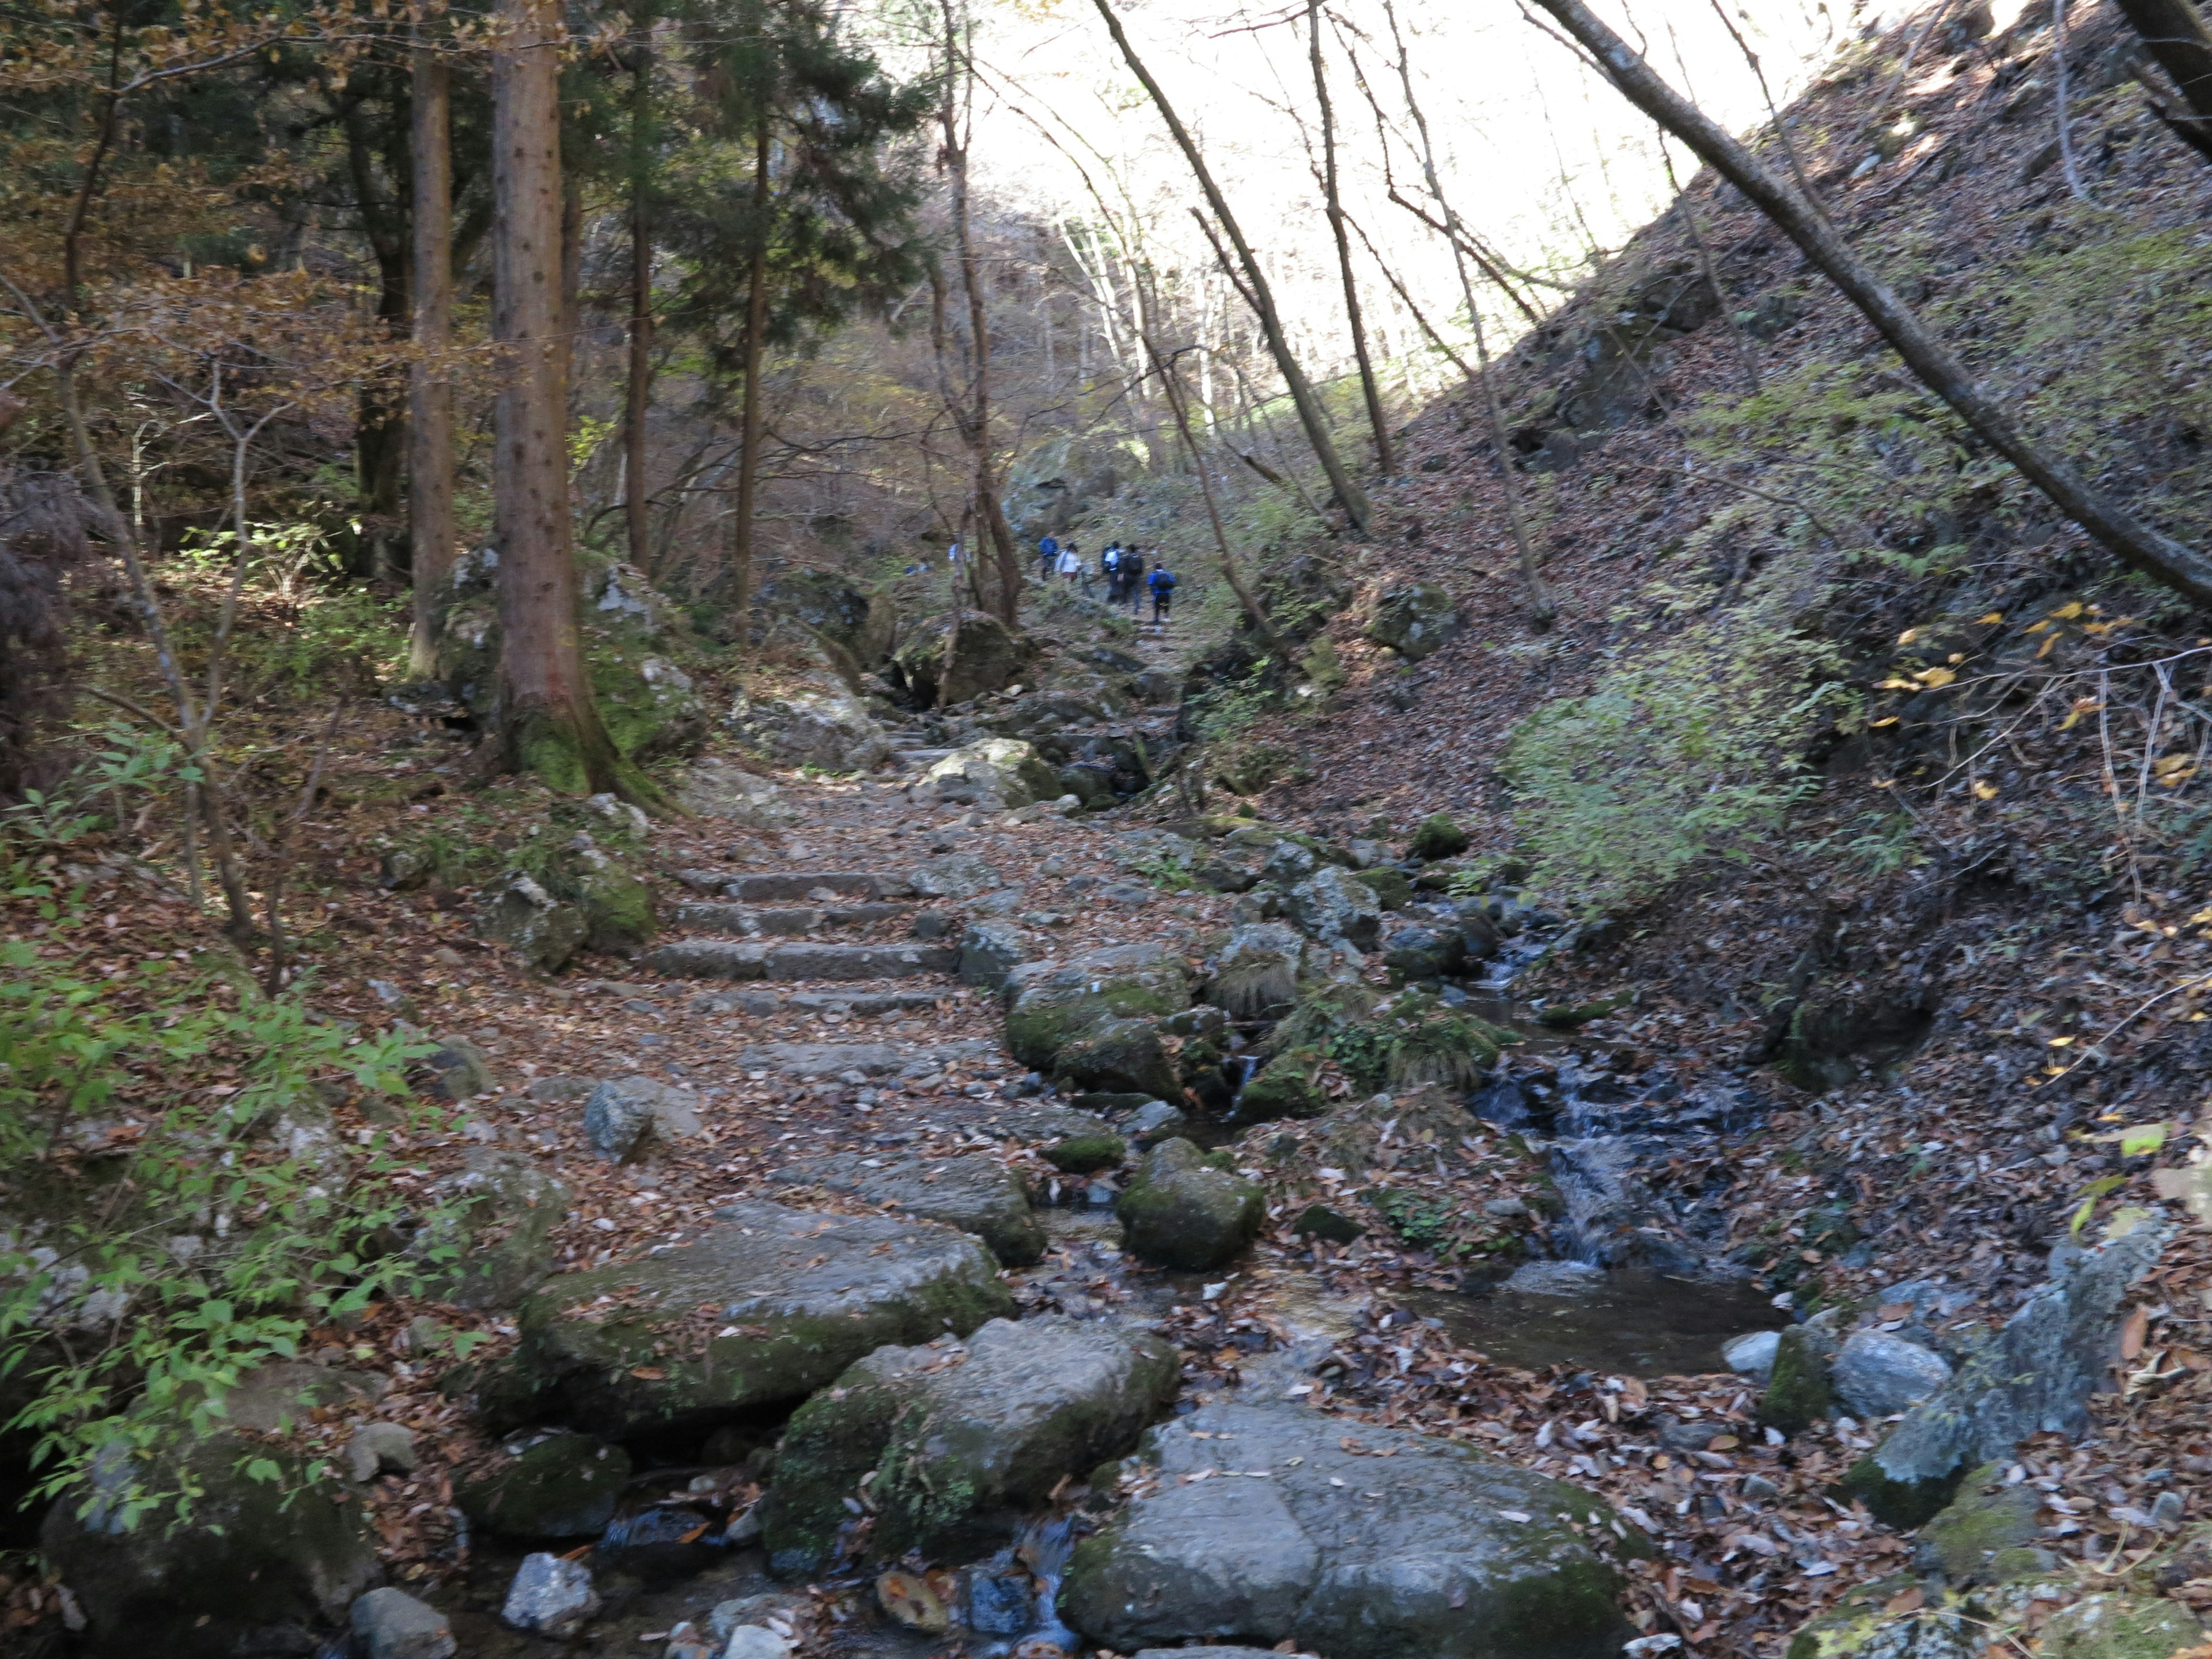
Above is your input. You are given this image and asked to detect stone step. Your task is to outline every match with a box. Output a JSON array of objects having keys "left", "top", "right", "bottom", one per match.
[
  {"left": 672, "top": 900, "right": 915, "bottom": 937},
  {"left": 898, "top": 749, "right": 958, "bottom": 768},
  {"left": 717, "top": 872, "right": 914, "bottom": 902},
  {"left": 646, "top": 938, "right": 959, "bottom": 982},
  {"left": 685, "top": 987, "right": 952, "bottom": 1017}
]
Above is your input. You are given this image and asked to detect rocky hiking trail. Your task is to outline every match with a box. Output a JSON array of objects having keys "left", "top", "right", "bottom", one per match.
[{"left": 31, "top": 620, "right": 2206, "bottom": 1659}]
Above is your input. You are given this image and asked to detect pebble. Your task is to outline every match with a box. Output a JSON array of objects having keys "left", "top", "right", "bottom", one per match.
[
  {"left": 350, "top": 1588, "right": 456, "bottom": 1659},
  {"left": 344, "top": 1421, "right": 419, "bottom": 1483}
]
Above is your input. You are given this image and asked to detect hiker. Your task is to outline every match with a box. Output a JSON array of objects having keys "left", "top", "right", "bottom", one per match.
[
  {"left": 1056, "top": 541, "right": 1082, "bottom": 585},
  {"left": 1037, "top": 533, "right": 1059, "bottom": 582},
  {"left": 1101, "top": 542, "right": 1123, "bottom": 603},
  {"left": 1147, "top": 563, "right": 1177, "bottom": 627},
  {"left": 1123, "top": 547, "right": 1147, "bottom": 615}
]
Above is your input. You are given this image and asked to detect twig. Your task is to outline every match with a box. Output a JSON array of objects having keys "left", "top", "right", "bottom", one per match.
[{"left": 2053, "top": 0, "right": 2096, "bottom": 204}]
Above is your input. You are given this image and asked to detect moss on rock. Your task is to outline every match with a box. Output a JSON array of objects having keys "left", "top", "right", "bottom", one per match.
[
  {"left": 1116, "top": 1138, "right": 1263, "bottom": 1271},
  {"left": 1759, "top": 1324, "right": 1836, "bottom": 1435}
]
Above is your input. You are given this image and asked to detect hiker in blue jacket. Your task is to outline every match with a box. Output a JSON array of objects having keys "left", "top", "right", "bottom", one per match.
[
  {"left": 1037, "top": 533, "right": 1059, "bottom": 582},
  {"left": 1146, "top": 564, "right": 1177, "bottom": 628}
]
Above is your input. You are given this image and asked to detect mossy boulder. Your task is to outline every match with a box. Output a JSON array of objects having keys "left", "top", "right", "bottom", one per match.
[
  {"left": 1292, "top": 1203, "right": 1365, "bottom": 1244},
  {"left": 1351, "top": 867, "right": 1415, "bottom": 911},
  {"left": 1062, "top": 1400, "right": 1639, "bottom": 1659},
  {"left": 511, "top": 1200, "right": 1014, "bottom": 1438},
  {"left": 1365, "top": 583, "right": 1464, "bottom": 663},
  {"left": 1046, "top": 1134, "right": 1128, "bottom": 1175},
  {"left": 1380, "top": 923, "right": 1467, "bottom": 985},
  {"left": 456, "top": 1431, "right": 632, "bottom": 1539},
  {"left": 475, "top": 872, "right": 588, "bottom": 973},
  {"left": 1912, "top": 1464, "right": 2048, "bottom": 1585},
  {"left": 763, "top": 1317, "right": 1178, "bottom": 1572},
  {"left": 39, "top": 1434, "right": 382, "bottom": 1658},
  {"left": 1758, "top": 1323, "right": 1837, "bottom": 1435},
  {"left": 1407, "top": 812, "right": 1471, "bottom": 861},
  {"left": 556, "top": 839, "right": 657, "bottom": 956},
  {"left": 2040, "top": 1597, "right": 2206, "bottom": 1659},
  {"left": 1052, "top": 1016, "right": 1181, "bottom": 1101},
  {"left": 1002, "top": 944, "right": 1189, "bottom": 1075},
  {"left": 1227, "top": 1056, "right": 1328, "bottom": 1127},
  {"left": 1783, "top": 1574, "right": 1974, "bottom": 1659},
  {"left": 922, "top": 737, "right": 1062, "bottom": 808},
  {"left": 1116, "top": 1139, "right": 1264, "bottom": 1271}
]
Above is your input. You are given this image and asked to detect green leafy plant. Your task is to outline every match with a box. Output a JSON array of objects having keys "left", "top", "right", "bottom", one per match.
[
  {"left": 1502, "top": 581, "right": 1845, "bottom": 911},
  {"left": 0, "top": 862, "right": 446, "bottom": 1529}
]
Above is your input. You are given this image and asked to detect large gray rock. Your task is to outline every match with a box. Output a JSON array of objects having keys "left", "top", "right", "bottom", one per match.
[
  {"left": 959, "top": 921, "right": 1035, "bottom": 990},
  {"left": 1002, "top": 944, "right": 1189, "bottom": 1075},
  {"left": 582, "top": 1074, "right": 699, "bottom": 1161},
  {"left": 1843, "top": 1217, "right": 2171, "bottom": 1527},
  {"left": 922, "top": 738, "right": 1060, "bottom": 808},
  {"left": 676, "top": 758, "right": 801, "bottom": 827},
  {"left": 1203, "top": 922, "right": 1310, "bottom": 1020},
  {"left": 766, "top": 1151, "right": 1044, "bottom": 1266},
  {"left": 513, "top": 1201, "right": 1015, "bottom": 1438},
  {"left": 1063, "top": 1401, "right": 1638, "bottom": 1659},
  {"left": 41, "top": 1435, "right": 382, "bottom": 1658},
  {"left": 502, "top": 1552, "right": 599, "bottom": 1637},
  {"left": 411, "top": 1150, "right": 569, "bottom": 1310},
  {"left": 1285, "top": 867, "right": 1383, "bottom": 953},
  {"left": 727, "top": 687, "right": 891, "bottom": 774},
  {"left": 1116, "top": 1139, "right": 1264, "bottom": 1272},
  {"left": 1365, "top": 581, "right": 1463, "bottom": 662},
  {"left": 456, "top": 1431, "right": 632, "bottom": 1539},
  {"left": 764, "top": 1316, "right": 1179, "bottom": 1571},
  {"left": 351, "top": 1588, "right": 456, "bottom": 1659},
  {"left": 910, "top": 850, "right": 1006, "bottom": 898},
  {"left": 476, "top": 873, "right": 587, "bottom": 974},
  {"left": 1834, "top": 1331, "right": 1953, "bottom": 1419}
]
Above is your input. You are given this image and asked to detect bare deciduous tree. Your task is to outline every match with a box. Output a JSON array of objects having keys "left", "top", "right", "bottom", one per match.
[{"left": 1528, "top": 0, "right": 2212, "bottom": 608}]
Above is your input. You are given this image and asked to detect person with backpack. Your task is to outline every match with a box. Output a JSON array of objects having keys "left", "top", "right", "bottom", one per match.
[
  {"left": 1123, "top": 548, "right": 1146, "bottom": 615},
  {"left": 1101, "top": 542, "right": 1123, "bottom": 603},
  {"left": 1147, "top": 563, "right": 1177, "bottom": 628},
  {"left": 1037, "top": 533, "right": 1059, "bottom": 582}
]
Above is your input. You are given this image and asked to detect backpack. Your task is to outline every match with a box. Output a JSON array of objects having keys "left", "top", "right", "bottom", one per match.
[
  {"left": 1039, "top": 535, "right": 1059, "bottom": 556},
  {"left": 1150, "top": 569, "right": 1176, "bottom": 592}
]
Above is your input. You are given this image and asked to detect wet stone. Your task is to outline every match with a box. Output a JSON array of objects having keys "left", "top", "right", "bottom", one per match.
[
  {"left": 1062, "top": 1400, "right": 1639, "bottom": 1659},
  {"left": 350, "top": 1588, "right": 456, "bottom": 1659}
]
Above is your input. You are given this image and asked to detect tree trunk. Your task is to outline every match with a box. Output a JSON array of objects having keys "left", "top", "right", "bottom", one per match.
[
  {"left": 2115, "top": 0, "right": 2212, "bottom": 163},
  {"left": 1308, "top": 1, "right": 1393, "bottom": 477},
  {"left": 408, "top": 21, "right": 457, "bottom": 677},
  {"left": 624, "top": 37, "right": 655, "bottom": 570},
  {"left": 938, "top": 2, "right": 1022, "bottom": 626},
  {"left": 491, "top": 0, "right": 646, "bottom": 798},
  {"left": 340, "top": 79, "right": 411, "bottom": 584},
  {"left": 1529, "top": 0, "right": 2212, "bottom": 608},
  {"left": 1089, "top": 0, "right": 1372, "bottom": 536},
  {"left": 730, "top": 115, "right": 771, "bottom": 628}
]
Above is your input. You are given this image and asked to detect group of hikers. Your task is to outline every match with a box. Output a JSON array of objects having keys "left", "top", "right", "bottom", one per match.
[{"left": 1035, "top": 533, "right": 1178, "bottom": 626}]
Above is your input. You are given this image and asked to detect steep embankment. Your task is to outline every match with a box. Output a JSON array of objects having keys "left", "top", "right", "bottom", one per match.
[{"left": 1159, "top": 0, "right": 2212, "bottom": 1638}]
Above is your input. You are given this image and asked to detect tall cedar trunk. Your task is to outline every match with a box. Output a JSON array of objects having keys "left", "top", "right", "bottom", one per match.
[
  {"left": 938, "top": 4, "right": 1022, "bottom": 626},
  {"left": 491, "top": 0, "right": 637, "bottom": 796},
  {"left": 1088, "top": 0, "right": 1372, "bottom": 536},
  {"left": 1530, "top": 0, "right": 2212, "bottom": 608},
  {"left": 408, "top": 22, "right": 457, "bottom": 677},
  {"left": 624, "top": 39, "right": 655, "bottom": 570},
  {"left": 730, "top": 116, "right": 771, "bottom": 627},
  {"left": 1308, "top": 1, "right": 1393, "bottom": 476},
  {"left": 2115, "top": 0, "right": 2212, "bottom": 163}
]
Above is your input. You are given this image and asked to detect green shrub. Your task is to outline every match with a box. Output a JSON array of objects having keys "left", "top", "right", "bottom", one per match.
[
  {"left": 0, "top": 854, "right": 452, "bottom": 1530},
  {"left": 1502, "top": 582, "right": 1844, "bottom": 912}
]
